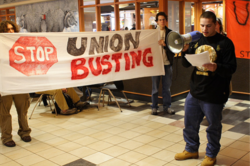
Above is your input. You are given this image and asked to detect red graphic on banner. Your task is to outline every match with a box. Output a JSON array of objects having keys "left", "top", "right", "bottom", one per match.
[
  {"left": 71, "top": 48, "right": 154, "bottom": 80},
  {"left": 9, "top": 37, "right": 58, "bottom": 76}
]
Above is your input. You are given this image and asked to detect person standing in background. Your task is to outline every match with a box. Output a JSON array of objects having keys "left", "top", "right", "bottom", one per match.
[{"left": 151, "top": 12, "right": 175, "bottom": 115}]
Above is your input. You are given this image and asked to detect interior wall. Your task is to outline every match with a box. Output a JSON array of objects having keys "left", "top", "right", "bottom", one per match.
[
  {"left": 123, "top": 57, "right": 193, "bottom": 96},
  {"left": 15, "top": 0, "right": 79, "bottom": 32},
  {"left": 123, "top": 57, "right": 250, "bottom": 97},
  {"left": 232, "top": 59, "right": 250, "bottom": 93}
]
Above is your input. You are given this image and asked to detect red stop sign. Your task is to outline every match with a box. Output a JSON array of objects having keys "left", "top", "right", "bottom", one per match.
[{"left": 9, "top": 36, "right": 58, "bottom": 76}]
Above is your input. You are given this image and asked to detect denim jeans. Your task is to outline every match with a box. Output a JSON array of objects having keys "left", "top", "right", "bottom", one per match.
[
  {"left": 183, "top": 93, "right": 224, "bottom": 158},
  {"left": 151, "top": 65, "right": 172, "bottom": 109}
]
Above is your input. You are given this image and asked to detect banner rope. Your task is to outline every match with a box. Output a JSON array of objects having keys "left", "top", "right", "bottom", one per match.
[{"left": 233, "top": 1, "right": 249, "bottom": 25}]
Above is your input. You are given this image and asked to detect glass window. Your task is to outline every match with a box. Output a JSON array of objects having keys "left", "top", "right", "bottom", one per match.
[
  {"left": 119, "top": 4, "right": 135, "bottom": 30},
  {"left": 141, "top": 1, "right": 159, "bottom": 30},
  {"left": 7, "top": 8, "right": 15, "bottom": 14},
  {"left": 0, "top": 16, "right": 6, "bottom": 22},
  {"left": 8, "top": 15, "right": 15, "bottom": 22},
  {"left": 100, "top": 0, "right": 114, "bottom": 4},
  {"left": 119, "top": 0, "right": 130, "bottom": 2},
  {"left": 203, "top": 2, "right": 224, "bottom": 22},
  {"left": 84, "top": 7, "right": 96, "bottom": 32},
  {"left": 100, "top": 6, "right": 115, "bottom": 31},
  {"left": 83, "top": 0, "right": 95, "bottom": 6},
  {"left": 0, "top": 10, "right": 6, "bottom": 15},
  {"left": 168, "top": 1, "right": 179, "bottom": 33},
  {"left": 185, "top": 2, "right": 192, "bottom": 33}
]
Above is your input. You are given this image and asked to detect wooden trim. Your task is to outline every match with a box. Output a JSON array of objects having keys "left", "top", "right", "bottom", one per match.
[
  {"left": 179, "top": 1, "right": 185, "bottom": 34},
  {"left": 200, "top": 0, "right": 222, "bottom": 2},
  {"left": 114, "top": 0, "right": 120, "bottom": 31},
  {"left": 223, "top": 0, "right": 226, "bottom": 32},
  {"left": 135, "top": 2, "right": 141, "bottom": 30},
  {"left": 123, "top": 90, "right": 190, "bottom": 98},
  {"left": 232, "top": 91, "right": 250, "bottom": 95},
  {"left": 0, "top": 13, "right": 15, "bottom": 16},
  {"left": 123, "top": 91, "right": 152, "bottom": 97},
  {"left": 171, "top": 90, "right": 190, "bottom": 97},
  {"left": 95, "top": 0, "right": 101, "bottom": 31},
  {"left": 159, "top": 0, "right": 168, "bottom": 26},
  {"left": 78, "top": 0, "right": 84, "bottom": 32},
  {"left": 123, "top": 90, "right": 250, "bottom": 99},
  {"left": 194, "top": 1, "right": 202, "bottom": 31}
]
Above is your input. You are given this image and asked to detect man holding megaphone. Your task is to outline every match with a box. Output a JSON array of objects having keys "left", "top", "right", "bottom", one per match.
[
  {"left": 174, "top": 11, "right": 237, "bottom": 166},
  {"left": 151, "top": 12, "right": 175, "bottom": 115}
]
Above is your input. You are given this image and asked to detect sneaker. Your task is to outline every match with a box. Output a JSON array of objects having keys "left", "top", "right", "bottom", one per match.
[
  {"left": 175, "top": 150, "right": 199, "bottom": 160},
  {"left": 151, "top": 108, "right": 158, "bottom": 115},
  {"left": 164, "top": 107, "right": 175, "bottom": 115},
  {"left": 201, "top": 156, "right": 216, "bottom": 166}
]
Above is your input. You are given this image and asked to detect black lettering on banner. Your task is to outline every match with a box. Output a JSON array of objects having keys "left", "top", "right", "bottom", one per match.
[
  {"left": 104, "top": 36, "right": 109, "bottom": 52},
  {"left": 67, "top": 37, "right": 87, "bottom": 56},
  {"left": 240, "top": 50, "right": 244, "bottom": 57},
  {"left": 247, "top": 51, "right": 250, "bottom": 57},
  {"left": 124, "top": 32, "right": 141, "bottom": 51},
  {"left": 110, "top": 34, "right": 123, "bottom": 52},
  {"left": 89, "top": 37, "right": 104, "bottom": 55}
]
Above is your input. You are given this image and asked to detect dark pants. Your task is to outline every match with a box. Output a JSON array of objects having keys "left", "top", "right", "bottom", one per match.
[
  {"left": 151, "top": 65, "right": 172, "bottom": 109},
  {"left": 183, "top": 92, "right": 223, "bottom": 158}
]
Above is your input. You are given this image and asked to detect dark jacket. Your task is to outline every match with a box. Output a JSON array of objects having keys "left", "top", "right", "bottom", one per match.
[
  {"left": 163, "top": 26, "right": 175, "bottom": 66},
  {"left": 181, "top": 33, "right": 237, "bottom": 104}
]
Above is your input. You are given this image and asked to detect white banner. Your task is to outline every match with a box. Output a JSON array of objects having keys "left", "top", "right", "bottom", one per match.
[{"left": 0, "top": 30, "right": 164, "bottom": 96}]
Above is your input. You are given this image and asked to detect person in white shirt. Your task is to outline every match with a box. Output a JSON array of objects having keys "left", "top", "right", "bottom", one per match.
[{"left": 151, "top": 12, "right": 175, "bottom": 115}]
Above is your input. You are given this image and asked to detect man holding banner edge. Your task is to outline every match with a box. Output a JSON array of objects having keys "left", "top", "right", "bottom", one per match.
[{"left": 0, "top": 20, "right": 32, "bottom": 147}]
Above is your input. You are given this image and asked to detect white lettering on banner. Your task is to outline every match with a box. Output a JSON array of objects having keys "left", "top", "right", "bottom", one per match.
[
  {"left": 14, "top": 46, "right": 54, "bottom": 63},
  {"left": 26, "top": 47, "right": 36, "bottom": 62},
  {"left": 44, "top": 47, "right": 53, "bottom": 60},
  {"left": 0, "top": 30, "right": 163, "bottom": 95},
  {"left": 14, "top": 46, "right": 26, "bottom": 64}
]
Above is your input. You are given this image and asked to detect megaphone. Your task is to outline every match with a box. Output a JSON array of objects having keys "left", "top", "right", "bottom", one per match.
[{"left": 167, "top": 31, "right": 202, "bottom": 54}]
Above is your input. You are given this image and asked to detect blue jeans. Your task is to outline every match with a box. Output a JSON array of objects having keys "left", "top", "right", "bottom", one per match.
[
  {"left": 184, "top": 93, "right": 223, "bottom": 158},
  {"left": 151, "top": 65, "right": 172, "bottom": 109}
]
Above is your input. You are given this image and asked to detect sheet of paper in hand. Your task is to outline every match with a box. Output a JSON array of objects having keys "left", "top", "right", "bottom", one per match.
[{"left": 185, "top": 51, "right": 210, "bottom": 67}]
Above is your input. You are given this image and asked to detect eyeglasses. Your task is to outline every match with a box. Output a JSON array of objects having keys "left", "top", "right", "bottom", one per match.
[{"left": 158, "top": 19, "right": 166, "bottom": 21}]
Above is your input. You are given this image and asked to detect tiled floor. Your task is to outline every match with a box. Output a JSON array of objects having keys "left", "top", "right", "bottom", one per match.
[{"left": 0, "top": 94, "right": 249, "bottom": 166}]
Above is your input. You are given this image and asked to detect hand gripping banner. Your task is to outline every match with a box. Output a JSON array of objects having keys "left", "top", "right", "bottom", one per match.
[
  {"left": 0, "top": 30, "right": 164, "bottom": 95},
  {"left": 226, "top": 0, "right": 250, "bottom": 59}
]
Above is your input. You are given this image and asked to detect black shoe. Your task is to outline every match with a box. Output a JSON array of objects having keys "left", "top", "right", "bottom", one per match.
[
  {"left": 4, "top": 140, "right": 16, "bottom": 147},
  {"left": 21, "top": 136, "right": 32, "bottom": 142}
]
